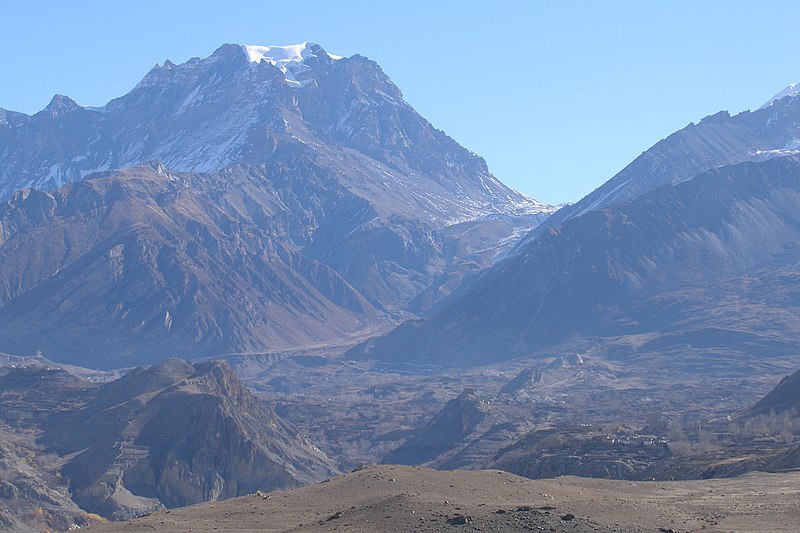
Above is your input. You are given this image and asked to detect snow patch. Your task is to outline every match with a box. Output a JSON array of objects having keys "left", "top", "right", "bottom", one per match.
[
  {"left": 760, "top": 82, "right": 800, "bottom": 110},
  {"left": 241, "top": 42, "right": 341, "bottom": 88},
  {"left": 243, "top": 43, "right": 309, "bottom": 63},
  {"left": 241, "top": 42, "right": 341, "bottom": 64},
  {"left": 574, "top": 178, "right": 631, "bottom": 217},
  {"left": 750, "top": 148, "right": 800, "bottom": 159}
]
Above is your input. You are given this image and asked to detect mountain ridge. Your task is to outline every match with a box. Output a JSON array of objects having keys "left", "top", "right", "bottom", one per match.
[
  {"left": 355, "top": 154, "right": 800, "bottom": 366},
  {"left": 518, "top": 92, "right": 800, "bottom": 247},
  {"left": 0, "top": 41, "right": 551, "bottom": 220}
]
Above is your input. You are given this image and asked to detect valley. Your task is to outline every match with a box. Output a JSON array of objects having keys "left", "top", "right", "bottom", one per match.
[
  {"left": 1, "top": 34, "right": 800, "bottom": 533},
  {"left": 3, "top": 325, "right": 800, "bottom": 531},
  {"left": 238, "top": 337, "right": 799, "bottom": 474}
]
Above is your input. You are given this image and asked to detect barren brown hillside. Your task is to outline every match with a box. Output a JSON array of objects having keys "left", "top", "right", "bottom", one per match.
[{"left": 94, "top": 465, "right": 800, "bottom": 533}]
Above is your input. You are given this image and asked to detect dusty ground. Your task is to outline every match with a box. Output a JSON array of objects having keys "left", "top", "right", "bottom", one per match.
[{"left": 92, "top": 465, "right": 800, "bottom": 533}]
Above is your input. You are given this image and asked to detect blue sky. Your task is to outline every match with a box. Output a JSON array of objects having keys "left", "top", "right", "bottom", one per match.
[{"left": 2, "top": 1, "right": 799, "bottom": 204}]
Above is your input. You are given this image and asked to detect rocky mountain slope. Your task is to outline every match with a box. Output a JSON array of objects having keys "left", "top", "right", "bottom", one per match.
[
  {"left": 0, "top": 422, "right": 95, "bottom": 532},
  {"left": 382, "top": 392, "right": 489, "bottom": 465},
  {"left": 746, "top": 368, "right": 800, "bottom": 417},
  {"left": 0, "top": 43, "right": 545, "bottom": 214},
  {"left": 37, "top": 358, "right": 337, "bottom": 520},
  {"left": 0, "top": 364, "right": 104, "bottom": 531},
  {"left": 0, "top": 42, "right": 553, "bottom": 367},
  {"left": 526, "top": 85, "right": 800, "bottom": 240},
  {"left": 0, "top": 163, "right": 383, "bottom": 367},
  {"left": 0, "top": 365, "right": 99, "bottom": 429},
  {"left": 356, "top": 155, "right": 800, "bottom": 366}
]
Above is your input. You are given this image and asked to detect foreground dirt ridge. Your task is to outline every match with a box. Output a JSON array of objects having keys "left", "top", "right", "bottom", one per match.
[{"left": 93, "top": 465, "right": 800, "bottom": 533}]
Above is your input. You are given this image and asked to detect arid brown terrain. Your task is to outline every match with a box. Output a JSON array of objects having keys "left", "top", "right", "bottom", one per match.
[
  {"left": 4, "top": 38, "right": 800, "bottom": 533},
  {"left": 92, "top": 464, "right": 800, "bottom": 533}
]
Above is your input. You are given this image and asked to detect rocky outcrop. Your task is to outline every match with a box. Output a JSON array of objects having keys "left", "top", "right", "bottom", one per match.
[
  {"left": 0, "top": 424, "right": 92, "bottom": 532},
  {"left": 499, "top": 368, "right": 543, "bottom": 395},
  {"left": 382, "top": 392, "right": 487, "bottom": 465},
  {"left": 40, "top": 358, "right": 338, "bottom": 520}
]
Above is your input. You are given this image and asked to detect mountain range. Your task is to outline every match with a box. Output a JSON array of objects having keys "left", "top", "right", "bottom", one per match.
[
  {"left": 5, "top": 38, "right": 800, "bottom": 532},
  {"left": 355, "top": 108, "right": 800, "bottom": 367},
  {"left": 0, "top": 42, "right": 552, "bottom": 367}
]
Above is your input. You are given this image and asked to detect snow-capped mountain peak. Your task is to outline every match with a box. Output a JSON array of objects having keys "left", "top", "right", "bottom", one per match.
[
  {"left": 0, "top": 41, "right": 553, "bottom": 225},
  {"left": 760, "top": 82, "right": 800, "bottom": 109},
  {"left": 239, "top": 42, "right": 341, "bottom": 87},
  {"left": 241, "top": 42, "right": 342, "bottom": 64}
]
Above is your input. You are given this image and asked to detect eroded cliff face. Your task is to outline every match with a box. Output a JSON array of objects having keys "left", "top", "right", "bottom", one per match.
[
  {"left": 0, "top": 424, "right": 93, "bottom": 531},
  {"left": 0, "top": 364, "right": 102, "bottom": 530},
  {"left": 41, "top": 358, "right": 338, "bottom": 520}
]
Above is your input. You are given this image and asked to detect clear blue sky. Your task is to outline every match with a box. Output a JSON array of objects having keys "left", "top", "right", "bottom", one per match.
[{"left": 2, "top": 1, "right": 799, "bottom": 204}]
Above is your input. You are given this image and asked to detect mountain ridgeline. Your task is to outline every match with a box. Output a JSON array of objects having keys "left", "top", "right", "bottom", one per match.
[
  {"left": 349, "top": 82, "right": 800, "bottom": 368},
  {"left": 0, "top": 43, "right": 525, "bottom": 202},
  {"left": 0, "top": 43, "right": 553, "bottom": 368},
  {"left": 526, "top": 88, "right": 800, "bottom": 238}
]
